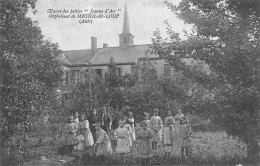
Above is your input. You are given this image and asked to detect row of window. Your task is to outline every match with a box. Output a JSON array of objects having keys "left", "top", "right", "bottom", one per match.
[
  {"left": 65, "top": 64, "right": 172, "bottom": 85},
  {"left": 65, "top": 68, "right": 124, "bottom": 85}
]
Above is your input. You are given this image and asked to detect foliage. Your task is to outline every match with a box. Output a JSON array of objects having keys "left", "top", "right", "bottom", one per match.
[
  {"left": 69, "top": 55, "right": 206, "bottom": 123},
  {"left": 0, "top": 0, "right": 64, "bottom": 165},
  {"left": 1, "top": 0, "right": 64, "bottom": 138},
  {"left": 150, "top": 0, "right": 260, "bottom": 162}
]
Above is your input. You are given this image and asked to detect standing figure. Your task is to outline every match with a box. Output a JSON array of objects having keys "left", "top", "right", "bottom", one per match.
[
  {"left": 65, "top": 116, "right": 77, "bottom": 145},
  {"left": 94, "top": 122, "right": 112, "bottom": 156},
  {"left": 143, "top": 112, "right": 151, "bottom": 129},
  {"left": 123, "top": 115, "right": 133, "bottom": 147},
  {"left": 127, "top": 111, "right": 136, "bottom": 141},
  {"left": 162, "top": 118, "right": 174, "bottom": 158},
  {"left": 74, "top": 112, "right": 79, "bottom": 129},
  {"left": 149, "top": 108, "right": 163, "bottom": 150},
  {"left": 165, "top": 110, "right": 175, "bottom": 126},
  {"left": 174, "top": 110, "right": 184, "bottom": 136},
  {"left": 73, "top": 130, "right": 85, "bottom": 156},
  {"left": 89, "top": 109, "right": 100, "bottom": 143},
  {"left": 111, "top": 111, "right": 121, "bottom": 132},
  {"left": 78, "top": 114, "right": 94, "bottom": 148},
  {"left": 100, "top": 107, "right": 112, "bottom": 134},
  {"left": 114, "top": 119, "right": 130, "bottom": 156},
  {"left": 179, "top": 117, "right": 192, "bottom": 158},
  {"left": 136, "top": 120, "right": 153, "bottom": 165}
]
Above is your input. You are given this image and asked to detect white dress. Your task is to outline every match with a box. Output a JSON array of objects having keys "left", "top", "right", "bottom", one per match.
[
  {"left": 128, "top": 117, "right": 136, "bottom": 141},
  {"left": 162, "top": 126, "right": 174, "bottom": 152},
  {"left": 114, "top": 127, "right": 130, "bottom": 153},
  {"left": 150, "top": 116, "right": 163, "bottom": 143},
  {"left": 74, "top": 118, "right": 79, "bottom": 128},
  {"left": 65, "top": 122, "right": 77, "bottom": 145},
  {"left": 124, "top": 123, "right": 133, "bottom": 146},
  {"left": 78, "top": 120, "right": 94, "bottom": 146}
]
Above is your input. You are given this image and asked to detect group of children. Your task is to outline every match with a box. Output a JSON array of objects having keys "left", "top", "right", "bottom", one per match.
[
  {"left": 65, "top": 113, "right": 94, "bottom": 155},
  {"left": 134, "top": 108, "right": 192, "bottom": 164},
  {"left": 112, "top": 108, "right": 192, "bottom": 163},
  {"left": 64, "top": 108, "right": 192, "bottom": 162}
]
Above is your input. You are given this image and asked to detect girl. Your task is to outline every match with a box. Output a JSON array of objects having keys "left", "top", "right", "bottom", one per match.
[
  {"left": 114, "top": 119, "right": 130, "bottom": 156},
  {"left": 93, "top": 122, "right": 112, "bottom": 156},
  {"left": 78, "top": 114, "right": 94, "bottom": 148},
  {"left": 179, "top": 117, "right": 192, "bottom": 158},
  {"left": 73, "top": 129, "right": 85, "bottom": 156},
  {"left": 65, "top": 116, "right": 77, "bottom": 146},
  {"left": 123, "top": 115, "right": 133, "bottom": 147},
  {"left": 143, "top": 112, "right": 151, "bottom": 129},
  {"left": 136, "top": 120, "right": 153, "bottom": 165},
  {"left": 165, "top": 110, "right": 175, "bottom": 126},
  {"left": 162, "top": 118, "right": 174, "bottom": 158},
  {"left": 127, "top": 111, "right": 136, "bottom": 141},
  {"left": 74, "top": 112, "right": 79, "bottom": 129},
  {"left": 149, "top": 108, "right": 163, "bottom": 150},
  {"left": 175, "top": 110, "right": 184, "bottom": 135},
  {"left": 174, "top": 110, "right": 184, "bottom": 143}
]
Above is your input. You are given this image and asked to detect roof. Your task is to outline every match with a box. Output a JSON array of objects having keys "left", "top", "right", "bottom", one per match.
[
  {"left": 63, "top": 49, "right": 101, "bottom": 65},
  {"left": 57, "top": 53, "right": 71, "bottom": 65},
  {"left": 91, "top": 45, "right": 158, "bottom": 65}
]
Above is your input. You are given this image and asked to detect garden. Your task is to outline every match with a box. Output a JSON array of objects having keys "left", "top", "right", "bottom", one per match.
[{"left": 1, "top": 0, "right": 259, "bottom": 165}]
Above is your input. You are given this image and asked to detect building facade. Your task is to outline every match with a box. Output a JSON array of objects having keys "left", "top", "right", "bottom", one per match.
[{"left": 60, "top": 4, "right": 206, "bottom": 105}]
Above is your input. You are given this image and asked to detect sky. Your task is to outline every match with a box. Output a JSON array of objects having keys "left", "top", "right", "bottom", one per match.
[{"left": 28, "top": 0, "right": 191, "bottom": 51}]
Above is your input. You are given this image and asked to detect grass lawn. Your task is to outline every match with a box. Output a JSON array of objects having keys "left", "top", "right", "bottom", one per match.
[{"left": 13, "top": 130, "right": 248, "bottom": 166}]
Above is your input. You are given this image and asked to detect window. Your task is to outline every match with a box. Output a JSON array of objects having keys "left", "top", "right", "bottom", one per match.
[
  {"left": 80, "top": 71, "right": 84, "bottom": 83},
  {"left": 131, "top": 65, "right": 136, "bottom": 75},
  {"left": 117, "top": 68, "right": 122, "bottom": 77},
  {"left": 65, "top": 71, "right": 69, "bottom": 84},
  {"left": 130, "top": 38, "right": 133, "bottom": 44},
  {"left": 73, "top": 70, "right": 80, "bottom": 84},
  {"left": 164, "top": 64, "right": 171, "bottom": 76},
  {"left": 95, "top": 69, "right": 102, "bottom": 77},
  {"left": 70, "top": 70, "right": 74, "bottom": 82},
  {"left": 123, "top": 36, "right": 126, "bottom": 43}
]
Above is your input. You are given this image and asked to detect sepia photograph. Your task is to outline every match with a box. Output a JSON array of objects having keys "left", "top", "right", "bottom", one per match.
[{"left": 0, "top": 0, "right": 259, "bottom": 165}]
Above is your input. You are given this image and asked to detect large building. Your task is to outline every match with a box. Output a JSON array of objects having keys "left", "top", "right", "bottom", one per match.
[{"left": 60, "top": 4, "right": 206, "bottom": 104}]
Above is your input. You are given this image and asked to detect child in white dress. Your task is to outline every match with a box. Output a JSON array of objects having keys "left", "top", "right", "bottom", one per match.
[
  {"left": 114, "top": 119, "right": 130, "bottom": 157},
  {"left": 123, "top": 115, "right": 133, "bottom": 147},
  {"left": 78, "top": 114, "right": 94, "bottom": 148},
  {"left": 150, "top": 108, "right": 163, "bottom": 150},
  {"left": 74, "top": 112, "right": 79, "bottom": 129},
  {"left": 127, "top": 111, "right": 136, "bottom": 141},
  {"left": 65, "top": 116, "right": 77, "bottom": 146},
  {"left": 162, "top": 118, "right": 174, "bottom": 158},
  {"left": 179, "top": 116, "right": 192, "bottom": 158}
]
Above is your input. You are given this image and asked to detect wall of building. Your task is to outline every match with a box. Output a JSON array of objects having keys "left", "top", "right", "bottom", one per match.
[{"left": 65, "top": 60, "right": 178, "bottom": 87}]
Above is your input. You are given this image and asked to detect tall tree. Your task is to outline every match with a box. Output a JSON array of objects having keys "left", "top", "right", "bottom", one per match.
[
  {"left": 151, "top": 0, "right": 260, "bottom": 162},
  {"left": 0, "top": 0, "right": 63, "bottom": 140}
]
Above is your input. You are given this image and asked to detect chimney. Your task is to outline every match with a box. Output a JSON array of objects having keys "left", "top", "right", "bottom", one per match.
[
  {"left": 103, "top": 43, "right": 108, "bottom": 48},
  {"left": 91, "top": 37, "right": 97, "bottom": 56}
]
